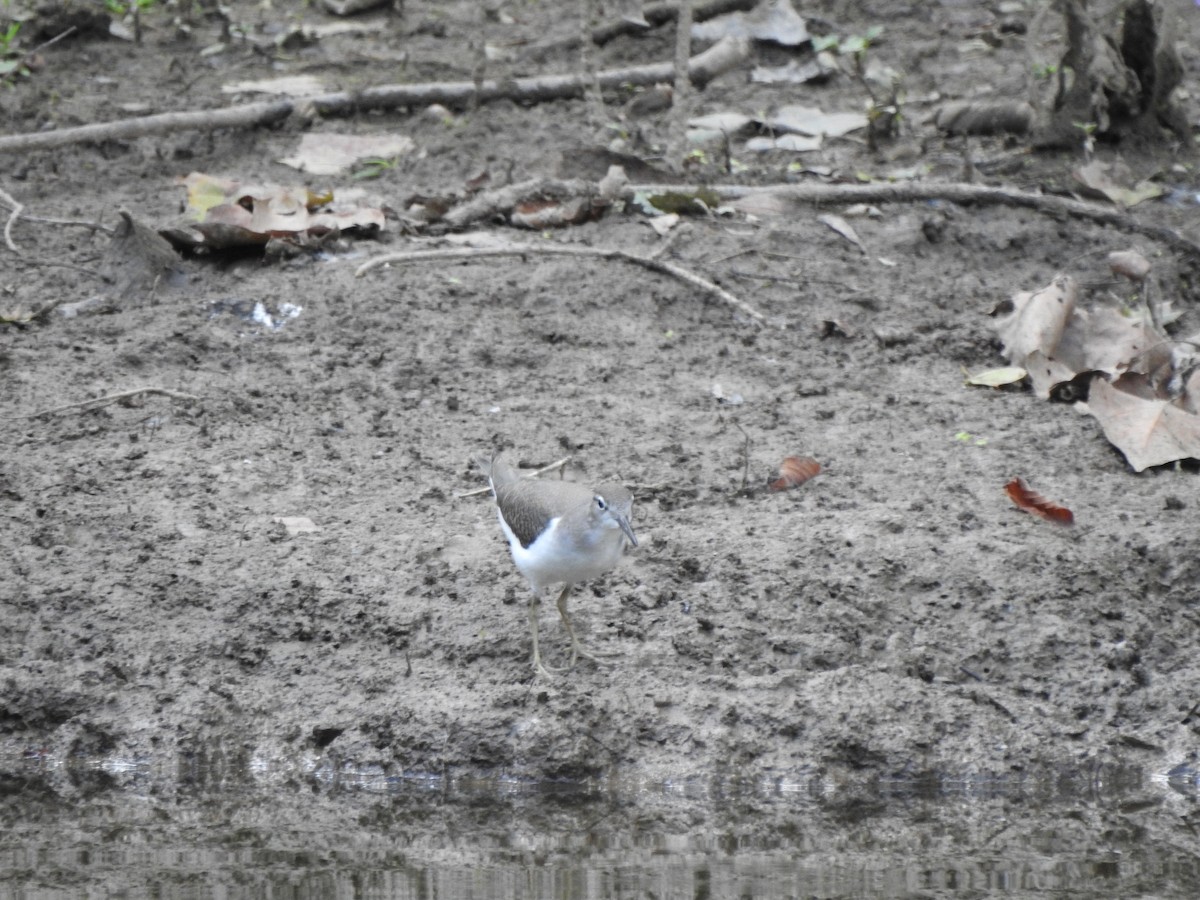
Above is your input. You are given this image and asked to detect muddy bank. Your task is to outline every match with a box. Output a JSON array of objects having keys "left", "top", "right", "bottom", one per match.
[{"left": 2, "top": 0, "right": 1200, "bottom": 803}]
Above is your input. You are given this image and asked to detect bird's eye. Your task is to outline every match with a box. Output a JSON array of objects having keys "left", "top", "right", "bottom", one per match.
[{"left": 595, "top": 496, "right": 607, "bottom": 510}]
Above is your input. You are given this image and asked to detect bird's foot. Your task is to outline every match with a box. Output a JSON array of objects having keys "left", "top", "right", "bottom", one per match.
[{"left": 572, "top": 646, "right": 617, "bottom": 666}]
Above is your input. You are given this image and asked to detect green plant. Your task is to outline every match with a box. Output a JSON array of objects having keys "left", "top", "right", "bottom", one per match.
[
  {"left": 0, "top": 20, "right": 29, "bottom": 81},
  {"left": 104, "top": 0, "right": 157, "bottom": 16},
  {"left": 1074, "top": 120, "right": 1097, "bottom": 158},
  {"left": 351, "top": 156, "right": 400, "bottom": 180}
]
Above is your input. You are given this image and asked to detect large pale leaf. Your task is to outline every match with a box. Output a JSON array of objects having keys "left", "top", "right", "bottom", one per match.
[
  {"left": 769, "top": 104, "right": 867, "bottom": 138},
  {"left": 692, "top": 0, "right": 810, "bottom": 46},
  {"left": 279, "top": 133, "right": 415, "bottom": 175},
  {"left": 995, "top": 275, "right": 1077, "bottom": 373},
  {"left": 995, "top": 275, "right": 1160, "bottom": 399},
  {"left": 1086, "top": 375, "right": 1200, "bottom": 471}
]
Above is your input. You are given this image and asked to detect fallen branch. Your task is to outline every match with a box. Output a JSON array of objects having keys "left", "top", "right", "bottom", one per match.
[
  {"left": 355, "top": 242, "right": 768, "bottom": 326},
  {"left": 308, "top": 35, "right": 748, "bottom": 115},
  {"left": 0, "top": 37, "right": 749, "bottom": 155},
  {"left": 639, "top": 181, "right": 1200, "bottom": 261},
  {"left": 11, "top": 387, "right": 200, "bottom": 419},
  {"left": 0, "top": 100, "right": 294, "bottom": 156}
]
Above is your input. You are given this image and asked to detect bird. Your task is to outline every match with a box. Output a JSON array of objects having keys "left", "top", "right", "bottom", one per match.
[{"left": 479, "top": 453, "right": 637, "bottom": 678}]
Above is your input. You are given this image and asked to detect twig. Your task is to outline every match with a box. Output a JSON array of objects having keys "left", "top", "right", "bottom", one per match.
[
  {"left": 458, "top": 456, "right": 573, "bottom": 498},
  {"left": 633, "top": 181, "right": 1200, "bottom": 261},
  {"left": 0, "top": 187, "right": 22, "bottom": 252},
  {"left": 355, "top": 242, "right": 769, "bottom": 326},
  {"left": 27, "top": 25, "right": 77, "bottom": 56},
  {"left": 12, "top": 214, "right": 115, "bottom": 235},
  {"left": 0, "top": 37, "right": 750, "bottom": 155},
  {"left": 10, "top": 387, "right": 200, "bottom": 420},
  {"left": 10, "top": 257, "right": 106, "bottom": 278}
]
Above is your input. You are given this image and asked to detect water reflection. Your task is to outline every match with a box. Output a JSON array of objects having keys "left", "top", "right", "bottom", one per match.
[{"left": 1, "top": 754, "right": 1198, "bottom": 899}]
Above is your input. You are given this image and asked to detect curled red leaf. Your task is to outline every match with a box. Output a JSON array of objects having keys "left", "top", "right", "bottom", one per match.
[
  {"left": 1005, "top": 477, "right": 1073, "bottom": 525},
  {"left": 769, "top": 456, "right": 821, "bottom": 492}
]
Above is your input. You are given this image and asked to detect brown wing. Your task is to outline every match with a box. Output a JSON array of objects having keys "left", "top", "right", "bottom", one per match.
[{"left": 495, "top": 479, "right": 593, "bottom": 549}]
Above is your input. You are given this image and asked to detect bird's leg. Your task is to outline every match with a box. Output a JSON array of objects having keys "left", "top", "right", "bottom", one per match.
[
  {"left": 554, "top": 585, "right": 616, "bottom": 668},
  {"left": 529, "top": 591, "right": 560, "bottom": 678},
  {"left": 554, "top": 585, "right": 579, "bottom": 670}
]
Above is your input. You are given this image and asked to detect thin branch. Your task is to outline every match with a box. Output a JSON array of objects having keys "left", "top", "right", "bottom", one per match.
[
  {"left": 0, "top": 100, "right": 294, "bottom": 155},
  {"left": 355, "top": 242, "right": 768, "bottom": 326},
  {"left": 635, "top": 181, "right": 1200, "bottom": 261},
  {"left": 0, "top": 37, "right": 749, "bottom": 155},
  {"left": 458, "top": 456, "right": 573, "bottom": 498},
  {"left": 27, "top": 25, "right": 77, "bottom": 56},
  {"left": 10, "top": 387, "right": 200, "bottom": 420}
]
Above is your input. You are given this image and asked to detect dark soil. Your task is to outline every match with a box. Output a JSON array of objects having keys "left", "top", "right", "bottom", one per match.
[{"left": 3, "top": 0, "right": 1200, "bottom": 817}]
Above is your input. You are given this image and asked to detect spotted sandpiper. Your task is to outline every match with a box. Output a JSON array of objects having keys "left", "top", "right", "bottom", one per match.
[{"left": 480, "top": 453, "right": 638, "bottom": 678}]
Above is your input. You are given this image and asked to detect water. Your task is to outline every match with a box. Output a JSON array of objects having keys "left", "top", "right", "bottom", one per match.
[{"left": 2, "top": 754, "right": 1198, "bottom": 899}]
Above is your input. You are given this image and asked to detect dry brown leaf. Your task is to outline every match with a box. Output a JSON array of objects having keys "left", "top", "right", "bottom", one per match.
[
  {"left": 995, "top": 275, "right": 1077, "bottom": 371},
  {"left": 1005, "top": 477, "right": 1074, "bottom": 525},
  {"left": 768, "top": 456, "right": 821, "bottom": 492},
  {"left": 1073, "top": 160, "right": 1163, "bottom": 208},
  {"left": 1085, "top": 375, "right": 1200, "bottom": 471},
  {"left": 510, "top": 196, "right": 607, "bottom": 228},
  {"left": 162, "top": 173, "right": 384, "bottom": 251},
  {"left": 995, "top": 275, "right": 1161, "bottom": 399}
]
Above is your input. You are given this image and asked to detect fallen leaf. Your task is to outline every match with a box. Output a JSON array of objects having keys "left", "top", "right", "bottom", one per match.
[
  {"left": 965, "top": 366, "right": 1027, "bottom": 388},
  {"left": 278, "top": 133, "right": 415, "bottom": 175},
  {"left": 692, "top": 0, "right": 810, "bottom": 46},
  {"left": 648, "top": 213, "right": 679, "bottom": 236},
  {"left": 1084, "top": 375, "right": 1200, "bottom": 471},
  {"left": 751, "top": 59, "right": 830, "bottom": 85},
  {"left": 687, "top": 112, "right": 755, "bottom": 134},
  {"left": 162, "top": 173, "right": 385, "bottom": 252},
  {"left": 769, "top": 456, "right": 821, "bottom": 492},
  {"left": 1073, "top": 160, "right": 1164, "bottom": 208},
  {"left": 1005, "top": 477, "right": 1073, "bottom": 525},
  {"left": 770, "top": 104, "right": 868, "bottom": 138},
  {"left": 745, "top": 134, "right": 823, "bottom": 153},
  {"left": 818, "top": 213, "right": 866, "bottom": 254},
  {"left": 510, "top": 196, "right": 607, "bottom": 228},
  {"left": 995, "top": 275, "right": 1077, "bottom": 369}
]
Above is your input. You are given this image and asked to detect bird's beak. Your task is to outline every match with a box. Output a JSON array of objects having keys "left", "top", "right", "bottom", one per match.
[{"left": 617, "top": 515, "right": 638, "bottom": 547}]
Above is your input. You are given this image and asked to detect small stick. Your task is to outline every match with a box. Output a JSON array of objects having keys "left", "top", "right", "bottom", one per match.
[
  {"left": 10, "top": 387, "right": 200, "bottom": 420},
  {"left": 356, "top": 242, "right": 769, "bottom": 326},
  {"left": 0, "top": 38, "right": 750, "bottom": 155},
  {"left": 458, "top": 456, "right": 573, "bottom": 499},
  {"left": 0, "top": 187, "right": 23, "bottom": 252},
  {"left": 27, "top": 25, "right": 77, "bottom": 56}
]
